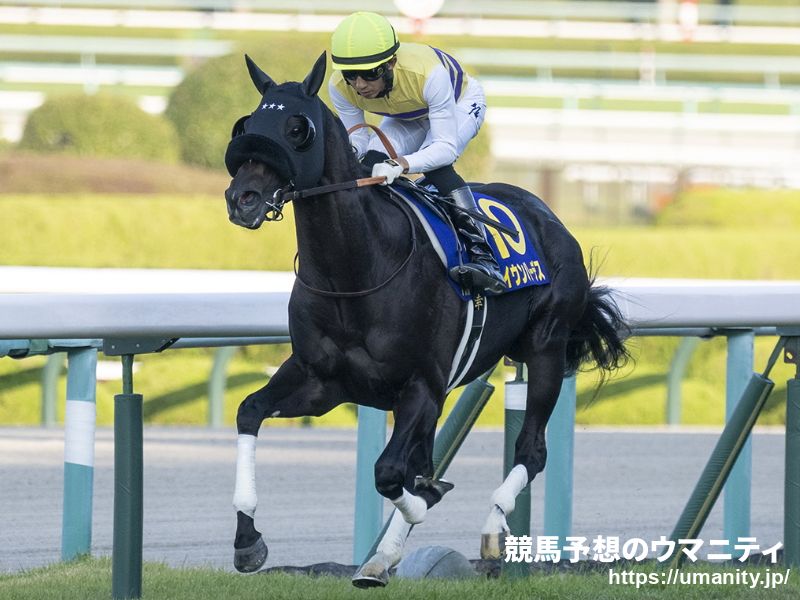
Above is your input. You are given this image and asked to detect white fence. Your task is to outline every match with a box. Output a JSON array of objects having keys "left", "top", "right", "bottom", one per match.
[{"left": 1, "top": 270, "right": 800, "bottom": 337}]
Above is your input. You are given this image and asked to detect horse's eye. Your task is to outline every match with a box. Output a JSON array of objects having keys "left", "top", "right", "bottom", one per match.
[
  {"left": 231, "top": 114, "right": 250, "bottom": 139},
  {"left": 284, "top": 114, "right": 316, "bottom": 151}
]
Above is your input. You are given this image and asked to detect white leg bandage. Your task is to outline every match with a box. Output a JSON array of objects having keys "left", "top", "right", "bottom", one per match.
[
  {"left": 490, "top": 464, "right": 529, "bottom": 514},
  {"left": 233, "top": 434, "right": 258, "bottom": 517},
  {"left": 375, "top": 510, "right": 413, "bottom": 567},
  {"left": 482, "top": 464, "right": 529, "bottom": 534},
  {"left": 482, "top": 505, "right": 509, "bottom": 535},
  {"left": 391, "top": 489, "right": 427, "bottom": 525}
]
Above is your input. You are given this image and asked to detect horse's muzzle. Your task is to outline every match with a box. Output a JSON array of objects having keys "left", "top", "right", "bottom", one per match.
[{"left": 225, "top": 188, "right": 267, "bottom": 230}]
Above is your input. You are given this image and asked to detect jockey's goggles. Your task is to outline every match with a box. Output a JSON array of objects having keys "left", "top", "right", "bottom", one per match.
[{"left": 342, "top": 63, "right": 388, "bottom": 82}]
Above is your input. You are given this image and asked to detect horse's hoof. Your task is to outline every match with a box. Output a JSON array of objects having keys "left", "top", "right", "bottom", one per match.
[
  {"left": 414, "top": 476, "right": 455, "bottom": 498},
  {"left": 351, "top": 562, "right": 389, "bottom": 588},
  {"left": 234, "top": 535, "right": 268, "bottom": 573},
  {"left": 480, "top": 531, "right": 506, "bottom": 560}
]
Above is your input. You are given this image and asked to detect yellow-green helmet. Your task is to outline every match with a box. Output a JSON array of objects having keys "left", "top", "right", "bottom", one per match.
[{"left": 331, "top": 12, "right": 399, "bottom": 71}]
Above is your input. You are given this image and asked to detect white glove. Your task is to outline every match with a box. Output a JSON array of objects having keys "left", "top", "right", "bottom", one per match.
[{"left": 372, "top": 160, "right": 404, "bottom": 185}]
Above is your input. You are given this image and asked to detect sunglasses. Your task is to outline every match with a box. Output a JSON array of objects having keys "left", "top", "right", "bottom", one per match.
[{"left": 342, "top": 64, "right": 388, "bottom": 82}]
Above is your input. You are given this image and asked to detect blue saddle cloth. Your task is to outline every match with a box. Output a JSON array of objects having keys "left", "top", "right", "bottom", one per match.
[{"left": 392, "top": 186, "right": 551, "bottom": 301}]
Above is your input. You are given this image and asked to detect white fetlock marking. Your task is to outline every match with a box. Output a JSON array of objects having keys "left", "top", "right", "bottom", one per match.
[
  {"left": 391, "top": 489, "right": 427, "bottom": 525},
  {"left": 481, "top": 504, "right": 510, "bottom": 535},
  {"left": 233, "top": 434, "right": 258, "bottom": 517},
  {"left": 375, "top": 510, "right": 412, "bottom": 567},
  {"left": 489, "top": 464, "right": 529, "bottom": 515}
]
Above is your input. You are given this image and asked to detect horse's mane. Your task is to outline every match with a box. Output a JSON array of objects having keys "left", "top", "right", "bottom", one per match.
[
  {"left": 319, "top": 100, "right": 364, "bottom": 177},
  {"left": 314, "top": 97, "right": 432, "bottom": 183}
]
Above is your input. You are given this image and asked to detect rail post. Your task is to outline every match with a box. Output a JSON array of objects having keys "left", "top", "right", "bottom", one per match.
[
  {"left": 502, "top": 363, "right": 530, "bottom": 578},
  {"left": 544, "top": 375, "right": 576, "bottom": 548},
  {"left": 112, "top": 353, "right": 143, "bottom": 600},
  {"left": 666, "top": 337, "right": 701, "bottom": 425},
  {"left": 41, "top": 352, "right": 65, "bottom": 427},
  {"left": 104, "top": 337, "right": 174, "bottom": 600},
  {"left": 61, "top": 346, "right": 98, "bottom": 561},
  {"left": 724, "top": 330, "right": 754, "bottom": 556},
  {"left": 208, "top": 346, "right": 237, "bottom": 428},
  {"left": 353, "top": 406, "right": 387, "bottom": 564},
  {"left": 782, "top": 332, "right": 800, "bottom": 566}
]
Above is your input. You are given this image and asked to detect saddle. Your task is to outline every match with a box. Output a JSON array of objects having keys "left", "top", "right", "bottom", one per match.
[
  {"left": 388, "top": 178, "right": 550, "bottom": 301},
  {"left": 348, "top": 123, "right": 550, "bottom": 299}
]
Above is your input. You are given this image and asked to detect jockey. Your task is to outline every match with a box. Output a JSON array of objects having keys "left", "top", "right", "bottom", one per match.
[{"left": 328, "top": 11, "right": 507, "bottom": 295}]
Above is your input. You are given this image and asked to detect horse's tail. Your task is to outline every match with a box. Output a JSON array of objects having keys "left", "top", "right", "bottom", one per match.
[{"left": 565, "top": 278, "right": 630, "bottom": 378}]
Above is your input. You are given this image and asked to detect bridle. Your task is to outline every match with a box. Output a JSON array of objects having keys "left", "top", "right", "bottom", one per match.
[
  {"left": 260, "top": 123, "right": 398, "bottom": 222},
  {"left": 276, "top": 123, "right": 418, "bottom": 298}
]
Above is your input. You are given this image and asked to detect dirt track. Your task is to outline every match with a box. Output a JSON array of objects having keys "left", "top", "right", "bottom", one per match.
[{"left": 0, "top": 426, "right": 785, "bottom": 573}]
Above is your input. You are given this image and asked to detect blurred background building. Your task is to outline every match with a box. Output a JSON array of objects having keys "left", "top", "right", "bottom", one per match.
[{"left": 1, "top": 0, "right": 798, "bottom": 224}]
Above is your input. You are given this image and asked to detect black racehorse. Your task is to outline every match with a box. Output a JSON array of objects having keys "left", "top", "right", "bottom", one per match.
[{"left": 224, "top": 52, "right": 629, "bottom": 585}]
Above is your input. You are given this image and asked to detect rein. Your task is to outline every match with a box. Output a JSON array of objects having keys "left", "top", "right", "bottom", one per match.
[
  {"left": 290, "top": 123, "right": 416, "bottom": 299},
  {"left": 293, "top": 190, "right": 417, "bottom": 298},
  {"left": 276, "top": 175, "right": 385, "bottom": 203},
  {"left": 346, "top": 123, "right": 399, "bottom": 159},
  {"left": 267, "top": 123, "right": 396, "bottom": 214}
]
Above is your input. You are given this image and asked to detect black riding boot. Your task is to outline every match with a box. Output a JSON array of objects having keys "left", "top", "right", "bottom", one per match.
[{"left": 447, "top": 186, "right": 507, "bottom": 295}]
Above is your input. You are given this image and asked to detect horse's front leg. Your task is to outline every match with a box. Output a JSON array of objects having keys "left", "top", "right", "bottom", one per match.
[
  {"left": 233, "top": 355, "right": 341, "bottom": 573},
  {"left": 352, "top": 379, "right": 440, "bottom": 587},
  {"left": 481, "top": 344, "right": 567, "bottom": 559}
]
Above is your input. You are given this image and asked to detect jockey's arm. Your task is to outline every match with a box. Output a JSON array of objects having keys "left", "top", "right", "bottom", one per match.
[
  {"left": 328, "top": 82, "right": 371, "bottom": 158},
  {"left": 403, "top": 66, "right": 459, "bottom": 175}
]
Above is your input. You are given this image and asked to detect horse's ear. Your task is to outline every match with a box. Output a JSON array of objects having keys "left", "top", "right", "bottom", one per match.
[
  {"left": 302, "top": 52, "right": 327, "bottom": 98},
  {"left": 245, "top": 54, "right": 275, "bottom": 95}
]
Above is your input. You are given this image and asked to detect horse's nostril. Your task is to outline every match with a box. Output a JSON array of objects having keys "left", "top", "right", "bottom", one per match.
[{"left": 239, "top": 191, "right": 261, "bottom": 206}]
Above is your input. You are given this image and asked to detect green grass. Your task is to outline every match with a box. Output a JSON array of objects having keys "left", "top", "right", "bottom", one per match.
[
  {"left": 2, "top": 191, "right": 800, "bottom": 275},
  {"left": 0, "top": 194, "right": 297, "bottom": 270},
  {"left": 656, "top": 188, "right": 800, "bottom": 229},
  {"left": 0, "top": 557, "right": 796, "bottom": 600}
]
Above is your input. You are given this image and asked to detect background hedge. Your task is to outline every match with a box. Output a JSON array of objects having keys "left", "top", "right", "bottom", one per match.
[
  {"left": 164, "top": 46, "right": 330, "bottom": 170},
  {"left": 19, "top": 93, "right": 180, "bottom": 163}
]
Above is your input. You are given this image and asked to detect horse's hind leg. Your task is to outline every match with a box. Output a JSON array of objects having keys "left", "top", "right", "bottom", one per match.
[
  {"left": 481, "top": 335, "right": 570, "bottom": 559},
  {"left": 233, "top": 355, "right": 341, "bottom": 573}
]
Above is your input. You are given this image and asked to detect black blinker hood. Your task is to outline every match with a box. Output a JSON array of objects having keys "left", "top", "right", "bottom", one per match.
[{"left": 225, "top": 53, "right": 328, "bottom": 190}]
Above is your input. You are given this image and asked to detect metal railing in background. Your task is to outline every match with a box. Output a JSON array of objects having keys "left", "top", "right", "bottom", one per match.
[
  {"left": 0, "top": 34, "right": 233, "bottom": 57},
  {"left": 459, "top": 48, "right": 800, "bottom": 88}
]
